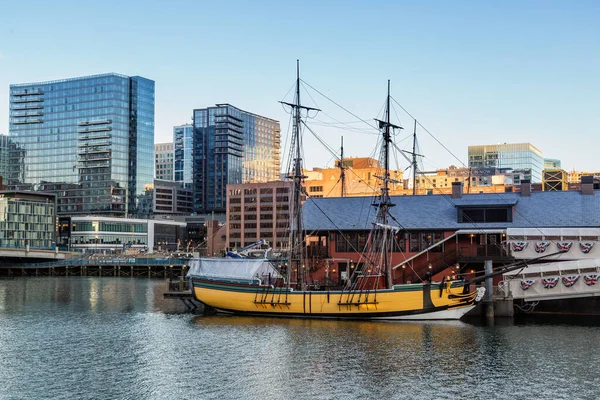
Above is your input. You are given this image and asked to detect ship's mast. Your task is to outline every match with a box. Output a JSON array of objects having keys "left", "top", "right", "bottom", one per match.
[
  {"left": 339, "top": 137, "right": 346, "bottom": 197},
  {"left": 412, "top": 119, "right": 417, "bottom": 195},
  {"left": 374, "top": 80, "right": 401, "bottom": 288},
  {"left": 280, "top": 60, "right": 319, "bottom": 290}
]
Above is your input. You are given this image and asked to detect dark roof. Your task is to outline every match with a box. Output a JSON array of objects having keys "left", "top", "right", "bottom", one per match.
[{"left": 303, "top": 190, "right": 600, "bottom": 231}]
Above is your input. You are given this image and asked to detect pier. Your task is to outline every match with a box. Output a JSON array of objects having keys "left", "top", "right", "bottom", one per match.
[{"left": 0, "top": 256, "right": 189, "bottom": 278}]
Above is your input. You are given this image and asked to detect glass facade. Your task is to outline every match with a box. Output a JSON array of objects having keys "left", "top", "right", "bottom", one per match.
[
  {"left": 0, "top": 192, "right": 56, "bottom": 249},
  {"left": 0, "top": 134, "right": 8, "bottom": 185},
  {"left": 173, "top": 124, "right": 193, "bottom": 188},
  {"left": 8, "top": 73, "right": 155, "bottom": 216},
  {"left": 544, "top": 158, "right": 562, "bottom": 169},
  {"left": 192, "top": 104, "right": 280, "bottom": 213},
  {"left": 468, "top": 143, "right": 543, "bottom": 182}
]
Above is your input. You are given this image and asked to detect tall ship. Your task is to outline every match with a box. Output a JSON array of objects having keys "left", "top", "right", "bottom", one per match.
[{"left": 187, "top": 62, "right": 485, "bottom": 319}]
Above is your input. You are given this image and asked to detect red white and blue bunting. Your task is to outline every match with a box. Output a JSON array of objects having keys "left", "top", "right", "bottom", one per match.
[
  {"left": 542, "top": 277, "right": 560, "bottom": 289},
  {"left": 512, "top": 241, "right": 528, "bottom": 252},
  {"left": 579, "top": 242, "right": 595, "bottom": 254},
  {"left": 520, "top": 279, "right": 536, "bottom": 290},
  {"left": 534, "top": 242, "right": 551, "bottom": 253},
  {"left": 556, "top": 242, "right": 573, "bottom": 253},
  {"left": 562, "top": 275, "right": 580, "bottom": 287},
  {"left": 583, "top": 273, "right": 600, "bottom": 286}
]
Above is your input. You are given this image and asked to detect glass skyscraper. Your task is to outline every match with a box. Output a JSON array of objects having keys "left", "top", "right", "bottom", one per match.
[
  {"left": 468, "top": 143, "right": 544, "bottom": 182},
  {"left": 8, "top": 73, "right": 154, "bottom": 216},
  {"left": 192, "top": 104, "right": 280, "bottom": 213},
  {"left": 0, "top": 134, "right": 8, "bottom": 185},
  {"left": 173, "top": 124, "right": 193, "bottom": 188}
]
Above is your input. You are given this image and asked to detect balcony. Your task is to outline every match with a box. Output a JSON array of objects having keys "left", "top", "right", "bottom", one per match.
[
  {"left": 78, "top": 119, "right": 112, "bottom": 126},
  {"left": 11, "top": 104, "right": 44, "bottom": 110},
  {"left": 78, "top": 140, "right": 110, "bottom": 147},
  {"left": 12, "top": 97, "right": 43, "bottom": 103},
  {"left": 78, "top": 154, "right": 110, "bottom": 162},
  {"left": 12, "top": 118, "right": 43, "bottom": 125},
  {"left": 77, "top": 126, "right": 112, "bottom": 133},
  {"left": 77, "top": 161, "right": 110, "bottom": 169},
  {"left": 78, "top": 148, "right": 110, "bottom": 156},
  {"left": 12, "top": 90, "right": 43, "bottom": 96},
  {"left": 12, "top": 111, "right": 43, "bottom": 117},
  {"left": 78, "top": 133, "right": 112, "bottom": 141}
]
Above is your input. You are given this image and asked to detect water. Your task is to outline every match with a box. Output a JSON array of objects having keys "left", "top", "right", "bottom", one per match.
[{"left": 0, "top": 277, "right": 598, "bottom": 400}]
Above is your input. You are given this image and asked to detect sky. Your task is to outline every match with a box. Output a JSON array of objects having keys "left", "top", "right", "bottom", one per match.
[{"left": 0, "top": 0, "right": 598, "bottom": 172}]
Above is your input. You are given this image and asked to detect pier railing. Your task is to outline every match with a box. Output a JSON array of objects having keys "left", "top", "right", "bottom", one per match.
[{"left": 16, "top": 258, "right": 190, "bottom": 269}]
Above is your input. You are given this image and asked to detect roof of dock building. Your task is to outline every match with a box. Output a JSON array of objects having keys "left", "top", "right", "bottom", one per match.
[{"left": 302, "top": 190, "right": 600, "bottom": 231}]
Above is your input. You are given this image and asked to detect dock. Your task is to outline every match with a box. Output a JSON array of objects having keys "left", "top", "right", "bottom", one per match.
[{"left": 163, "top": 277, "right": 202, "bottom": 310}]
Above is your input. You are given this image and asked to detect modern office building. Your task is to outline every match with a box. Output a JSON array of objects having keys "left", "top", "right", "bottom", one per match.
[
  {"left": 57, "top": 216, "right": 186, "bottom": 253},
  {"left": 8, "top": 73, "right": 155, "bottom": 216},
  {"left": 173, "top": 124, "right": 193, "bottom": 188},
  {"left": 468, "top": 143, "right": 543, "bottom": 182},
  {"left": 192, "top": 104, "right": 280, "bottom": 213},
  {"left": 155, "top": 142, "right": 173, "bottom": 180},
  {"left": 152, "top": 179, "right": 193, "bottom": 215},
  {"left": 0, "top": 191, "right": 56, "bottom": 249},
  {"left": 226, "top": 180, "right": 292, "bottom": 251},
  {"left": 0, "top": 134, "right": 8, "bottom": 184},
  {"left": 544, "top": 158, "right": 561, "bottom": 169}
]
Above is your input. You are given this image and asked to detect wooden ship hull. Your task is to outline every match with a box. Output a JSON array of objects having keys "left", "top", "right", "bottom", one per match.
[{"left": 190, "top": 277, "right": 483, "bottom": 320}]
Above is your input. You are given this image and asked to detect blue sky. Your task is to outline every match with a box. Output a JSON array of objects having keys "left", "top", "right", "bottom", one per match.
[{"left": 0, "top": 0, "right": 598, "bottom": 171}]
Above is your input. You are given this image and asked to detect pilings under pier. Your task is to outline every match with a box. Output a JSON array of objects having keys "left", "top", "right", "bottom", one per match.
[{"left": 0, "top": 264, "right": 188, "bottom": 279}]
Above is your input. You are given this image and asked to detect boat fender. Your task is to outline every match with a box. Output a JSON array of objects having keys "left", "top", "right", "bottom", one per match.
[{"left": 475, "top": 287, "right": 486, "bottom": 303}]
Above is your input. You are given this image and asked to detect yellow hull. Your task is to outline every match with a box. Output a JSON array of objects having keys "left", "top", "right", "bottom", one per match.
[{"left": 191, "top": 279, "right": 482, "bottom": 320}]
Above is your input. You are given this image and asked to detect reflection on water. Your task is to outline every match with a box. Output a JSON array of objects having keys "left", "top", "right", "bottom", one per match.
[{"left": 0, "top": 277, "right": 598, "bottom": 400}]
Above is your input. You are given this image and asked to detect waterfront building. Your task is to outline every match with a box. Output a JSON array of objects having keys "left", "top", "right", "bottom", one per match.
[
  {"left": 155, "top": 142, "right": 174, "bottom": 180},
  {"left": 192, "top": 104, "right": 280, "bottom": 213},
  {"left": 173, "top": 124, "right": 193, "bottom": 188},
  {"left": 0, "top": 191, "right": 56, "bottom": 249},
  {"left": 8, "top": 73, "right": 155, "bottom": 216},
  {"left": 152, "top": 179, "right": 193, "bottom": 215},
  {"left": 301, "top": 177, "right": 599, "bottom": 286},
  {"left": 468, "top": 143, "right": 543, "bottom": 183},
  {"left": 226, "top": 181, "right": 293, "bottom": 251},
  {"left": 57, "top": 216, "right": 186, "bottom": 253}
]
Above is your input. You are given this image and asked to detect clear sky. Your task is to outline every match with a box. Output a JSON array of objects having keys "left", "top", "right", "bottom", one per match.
[{"left": 0, "top": 0, "right": 598, "bottom": 172}]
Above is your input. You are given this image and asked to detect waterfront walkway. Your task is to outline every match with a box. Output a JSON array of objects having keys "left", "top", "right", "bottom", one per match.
[{"left": 0, "top": 256, "right": 189, "bottom": 278}]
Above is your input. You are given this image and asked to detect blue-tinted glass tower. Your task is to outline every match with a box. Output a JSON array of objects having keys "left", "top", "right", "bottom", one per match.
[
  {"left": 192, "top": 104, "right": 280, "bottom": 213},
  {"left": 173, "top": 124, "right": 193, "bottom": 188},
  {"left": 8, "top": 73, "right": 155, "bottom": 216},
  {"left": 468, "top": 143, "right": 544, "bottom": 182}
]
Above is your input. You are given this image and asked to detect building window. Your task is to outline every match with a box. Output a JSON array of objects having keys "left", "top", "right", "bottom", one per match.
[{"left": 458, "top": 207, "right": 512, "bottom": 223}]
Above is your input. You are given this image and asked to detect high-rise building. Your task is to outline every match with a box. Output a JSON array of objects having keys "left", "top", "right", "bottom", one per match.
[
  {"left": 155, "top": 142, "right": 173, "bottom": 180},
  {"left": 8, "top": 73, "right": 154, "bottom": 216},
  {"left": 0, "top": 134, "right": 8, "bottom": 186},
  {"left": 544, "top": 158, "right": 562, "bottom": 169},
  {"left": 468, "top": 143, "right": 543, "bottom": 182},
  {"left": 173, "top": 124, "right": 193, "bottom": 188},
  {"left": 192, "top": 104, "right": 280, "bottom": 213}
]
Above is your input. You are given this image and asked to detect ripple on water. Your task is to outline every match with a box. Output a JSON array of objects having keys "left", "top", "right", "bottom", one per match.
[{"left": 0, "top": 277, "right": 599, "bottom": 400}]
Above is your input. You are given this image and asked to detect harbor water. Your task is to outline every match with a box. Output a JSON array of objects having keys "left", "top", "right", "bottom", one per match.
[{"left": 0, "top": 277, "right": 598, "bottom": 400}]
